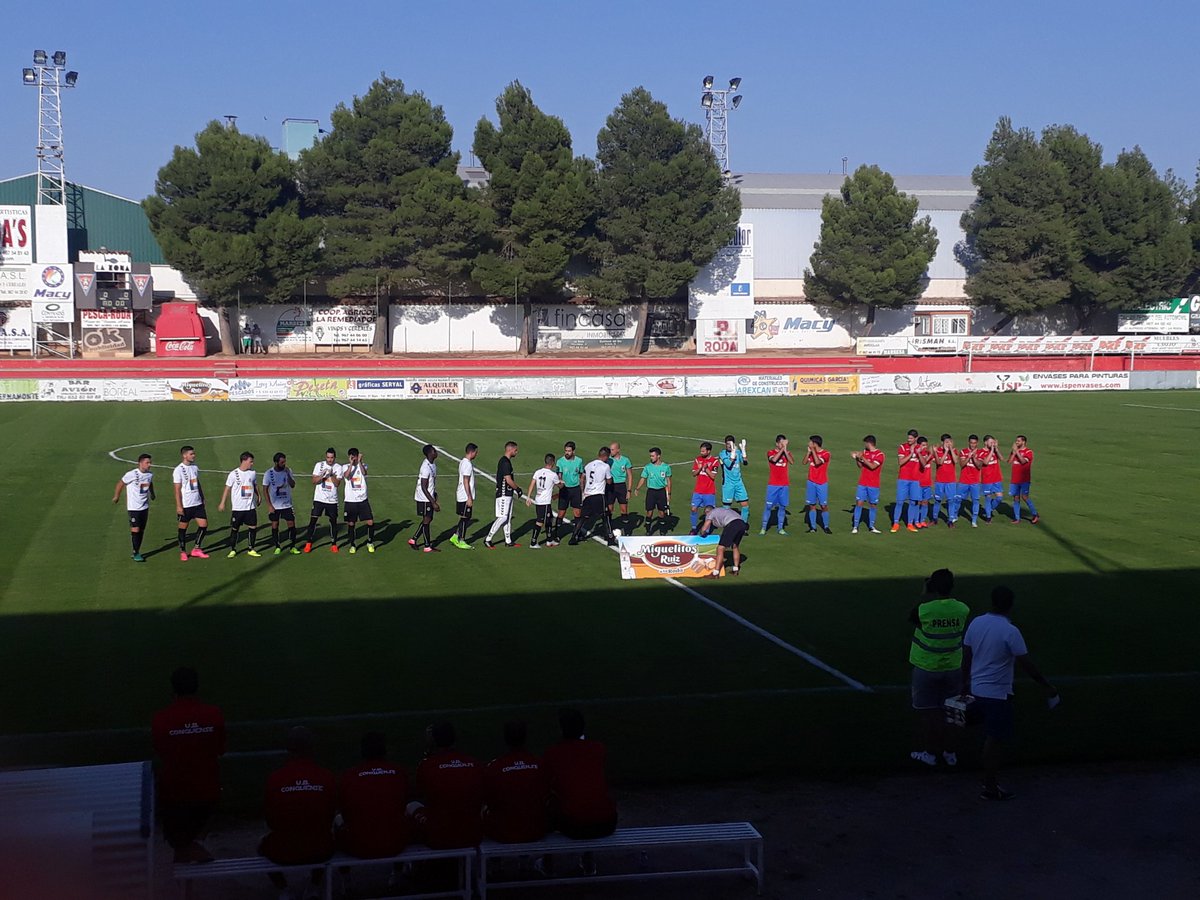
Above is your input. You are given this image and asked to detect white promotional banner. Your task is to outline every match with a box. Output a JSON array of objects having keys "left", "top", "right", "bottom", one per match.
[
  {"left": 31, "top": 263, "right": 74, "bottom": 323},
  {"left": 748, "top": 305, "right": 854, "bottom": 349},
  {"left": 857, "top": 373, "right": 967, "bottom": 395},
  {"left": 406, "top": 378, "right": 464, "bottom": 399},
  {"left": 38, "top": 379, "right": 103, "bottom": 401},
  {"left": 390, "top": 304, "right": 522, "bottom": 353},
  {"left": 229, "top": 378, "right": 291, "bottom": 401},
  {"left": 686, "top": 374, "right": 790, "bottom": 396},
  {"left": 696, "top": 317, "right": 747, "bottom": 355},
  {"left": 243, "top": 305, "right": 312, "bottom": 349},
  {"left": 347, "top": 378, "right": 414, "bottom": 400},
  {"left": 312, "top": 304, "right": 376, "bottom": 345},
  {"left": 858, "top": 334, "right": 1200, "bottom": 356},
  {"left": 533, "top": 305, "right": 639, "bottom": 351},
  {"left": 956, "top": 372, "right": 1130, "bottom": 393},
  {"left": 466, "top": 376, "right": 576, "bottom": 399},
  {"left": 576, "top": 375, "right": 686, "bottom": 398},
  {"left": 0, "top": 266, "right": 29, "bottom": 302},
  {"left": 688, "top": 223, "right": 753, "bottom": 319},
  {"left": 0, "top": 305, "right": 34, "bottom": 350},
  {"left": 0, "top": 207, "right": 33, "bottom": 266},
  {"left": 80, "top": 309, "right": 134, "bottom": 330},
  {"left": 99, "top": 379, "right": 172, "bottom": 402}
]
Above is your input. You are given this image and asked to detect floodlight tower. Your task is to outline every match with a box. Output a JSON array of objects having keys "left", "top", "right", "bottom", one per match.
[
  {"left": 700, "top": 75, "right": 743, "bottom": 174},
  {"left": 22, "top": 50, "right": 78, "bottom": 207}
]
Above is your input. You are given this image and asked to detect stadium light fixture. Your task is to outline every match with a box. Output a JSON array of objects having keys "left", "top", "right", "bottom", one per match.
[
  {"left": 33, "top": 49, "right": 47, "bottom": 65},
  {"left": 699, "top": 74, "right": 744, "bottom": 173},
  {"left": 52, "top": 51, "right": 67, "bottom": 66},
  {"left": 65, "top": 71, "right": 78, "bottom": 87},
  {"left": 23, "top": 68, "right": 37, "bottom": 84}
]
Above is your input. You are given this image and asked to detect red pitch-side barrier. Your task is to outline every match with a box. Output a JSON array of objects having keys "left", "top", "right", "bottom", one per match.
[{"left": 0, "top": 353, "right": 1196, "bottom": 379}]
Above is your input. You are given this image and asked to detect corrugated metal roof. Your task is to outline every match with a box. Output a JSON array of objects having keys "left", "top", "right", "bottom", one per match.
[
  {"left": 0, "top": 174, "right": 165, "bottom": 264},
  {"left": 732, "top": 172, "right": 977, "bottom": 212}
]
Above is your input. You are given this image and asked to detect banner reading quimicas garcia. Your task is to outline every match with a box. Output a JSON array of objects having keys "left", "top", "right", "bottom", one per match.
[{"left": 617, "top": 534, "right": 725, "bottom": 579}]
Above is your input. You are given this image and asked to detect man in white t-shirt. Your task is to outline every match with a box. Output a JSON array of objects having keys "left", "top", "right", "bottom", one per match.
[
  {"left": 113, "top": 452, "right": 155, "bottom": 562},
  {"left": 451, "top": 443, "right": 478, "bottom": 550},
  {"left": 172, "top": 445, "right": 210, "bottom": 561},
  {"left": 263, "top": 452, "right": 300, "bottom": 555},
  {"left": 303, "top": 448, "right": 343, "bottom": 554},
  {"left": 962, "top": 585, "right": 1058, "bottom": 801},
  {"left": 527, "top": 454, "right": 561, "bottom": 549},
  {"left": 570, "top": 447, "right": 616, "bottom": 546},
  {"left": 342, "top": 447, "right": 376, "bottom": 554},
  {"left": 218, "top": 451, "right": 261, "bottom": 558},
  {"left": 409, "top": 444, "right": 440, "bottom": 553}
]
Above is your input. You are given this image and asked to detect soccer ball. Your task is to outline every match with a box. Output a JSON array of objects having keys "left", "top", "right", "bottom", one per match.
[{"left": 612, "top": 529, "right": 622, "bottom": 538}]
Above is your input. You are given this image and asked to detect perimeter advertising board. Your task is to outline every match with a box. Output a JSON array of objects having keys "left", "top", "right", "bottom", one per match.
[
  {"left": 534, "top": 305, "right": 639, "bottom": 351},
  {"left": 1117, "top": 297, "right": 1199, "bottom": 334},
  {"left": 696, "top": 317, "right": 746, "bottom": 355},
  {"left": 748, "top": 305, "right": 854, "bottom": 349},
  {"left": 0, "top": 378, "right": 38, "bottom": 400},
  {"left": 287, "top": 378, "right": 350, "bottom": 401},
  {"left": 0, "top": 306, "right": 33, "bottom": 350},
  {"left": 0, "top": 207, "right": 33, "bottom": 266},
  {"left": 576, "top": 375, "right": 685, "bottom": 398},
  {"left": 617, "top": 535, "right": 726, "bottom": 579},
  {"left": 313, "top": 305, "right": 376, "bottom": 345},
  {"left": 685, "top": 374, "right": 789, "bottom": 397},
  {"left": 788, "top": 374, "right": 860, "bottom": 395},
  {"left": 168, "top": 379, "right": 229, "bottom": 401}
]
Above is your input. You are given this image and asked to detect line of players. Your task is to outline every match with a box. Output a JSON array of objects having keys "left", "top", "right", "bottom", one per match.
[{"left": 111, "top": 431, "right": 1037, "bottom": 561}]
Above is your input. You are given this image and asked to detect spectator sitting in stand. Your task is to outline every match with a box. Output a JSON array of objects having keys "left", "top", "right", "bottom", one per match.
[
  {"left": 338, "top": 732, "right": 410, "bottom": 858},
  {"left": 542, "top": 708, "right": 618, "bottom": 876}
]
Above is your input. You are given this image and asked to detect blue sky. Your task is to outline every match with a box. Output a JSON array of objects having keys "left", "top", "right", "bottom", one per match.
[{"left": 2, "top": 0, "right": 1197, "bottom": 201}]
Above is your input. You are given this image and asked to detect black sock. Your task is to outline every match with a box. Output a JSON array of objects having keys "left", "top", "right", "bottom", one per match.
[
  {"left": 306, "top": 518, "right": 319, "bottom": 542},
  {"left": 347, "top": 523, "right": 356, "bottom": 547},
  {"left": 194, "top": 527, "right": 207, "bottom": 550},
  {"left": 272, "top": 527, "right": 281, "bottom": 548},
  {"left": 572, "top": 519, "right": 584, "bottom": 539},
  {"left": 132, "top": 531, "right": 143, "bottom": 552},
  {"left": 421, "top": 522, "right": 432, "bottom": 547},
  {"left": 248, "top": 528, "right": 257, "bottom": 550},
  {"left": 330, "top": 522, "right": 339, "bottom": 545},
  {"left": 289, "top": 525, "right": 297, "bottom": 546},
  {"left": 367, "top": 523, "right": 375, "bottom": 543},
  {"left": 603, "top": 514, "right": 615, "bottom": 538},
  {"left": 532, "top": 523, "right": 541, "bottom": 545},
  {"left": 457, "top": 517, "right": 468, "bottom": 540},
  {"left": 178, "top": 529, "right": 188, "bottom": 552},
  {"left": 229, "top": 527, "right": 240, "bottom": 551}
]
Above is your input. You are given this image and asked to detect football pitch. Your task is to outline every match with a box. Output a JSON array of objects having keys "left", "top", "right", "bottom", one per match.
[{"left": 1, "top": 392, "right": 1197, "bottom": 804}]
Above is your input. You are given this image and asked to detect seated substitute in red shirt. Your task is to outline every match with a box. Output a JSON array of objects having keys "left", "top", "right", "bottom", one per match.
[
  {"left": 338, "top": 732, "right": 410, "bottom": 858},
  {"left": 542, "top": 708, "right": 617, "bottom": 839},
  {"left": 484, "top": 721, "right": 549, "bottom": 843},
  {"left": 151, "top": 666, "right": 226, "bottom": 863},
  {"left": 260, "top": 727, "right": 337, "bottom": 867},
  {"left": 412, "top": 722, "right": 484, "bottom": 849}
]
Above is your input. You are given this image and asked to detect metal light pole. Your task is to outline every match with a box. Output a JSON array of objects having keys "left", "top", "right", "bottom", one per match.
[
  {"left": 22, "top": 50, "right": 77, "bottom": 207},
  {"left": 700, "top": 75, "right": 743, "bottom": 174}
]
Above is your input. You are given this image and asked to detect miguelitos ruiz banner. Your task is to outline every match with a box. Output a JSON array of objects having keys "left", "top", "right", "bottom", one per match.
[{"left": 617, "top": 534, "right": 725, "bottom": 580}]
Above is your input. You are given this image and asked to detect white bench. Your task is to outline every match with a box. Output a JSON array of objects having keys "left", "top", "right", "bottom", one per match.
[
  {"left": 174, "top": 844, "right": 473, "bottom": 900},
  {"left": 477, "top": 822, "right": 763, "bottom": 898}
]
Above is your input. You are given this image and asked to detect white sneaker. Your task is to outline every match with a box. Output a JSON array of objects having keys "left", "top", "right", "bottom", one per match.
[
  {"left": 942, "top": 751, "right": 958, "bottom": 767},
  {"left": 851, "top": 527, "right": 858, "bottom": 534},
  {"left": 869, "top": 527, "right": 881, "bottom": 534},
  {"left": 910, "top": 750, "right": 937, "bottom": 767},
  {"left": 971, "top": 521, "right": 978, "bottom": 528}
]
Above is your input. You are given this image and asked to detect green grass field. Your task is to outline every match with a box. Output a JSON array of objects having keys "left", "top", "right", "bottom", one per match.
[{"left": 1, "top": 392, "right": 1198, "bottom": 806}]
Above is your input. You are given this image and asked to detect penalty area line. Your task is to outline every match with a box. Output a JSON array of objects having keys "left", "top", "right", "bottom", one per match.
[{"left": 337, "top": 400, "right": 873, "bottom": 694}]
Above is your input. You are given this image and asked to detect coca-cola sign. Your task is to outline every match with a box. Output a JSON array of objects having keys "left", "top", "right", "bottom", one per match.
[{"left": 163, "top": 340, "right": 197, "bottom": 352}]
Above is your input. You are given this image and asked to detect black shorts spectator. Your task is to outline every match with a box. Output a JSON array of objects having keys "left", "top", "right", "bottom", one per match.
[{"left": 719, "top": 518, "right": 748, "bottom": 548}]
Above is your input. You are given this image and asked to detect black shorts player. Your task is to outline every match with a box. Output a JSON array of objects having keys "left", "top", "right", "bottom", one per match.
[
  {"left": 558, "top": 484, "right": 583, "bottom": 512},
  {"left": 129, "top": 509, "right": 149, "bottom": 531},
  {"left": 230, "top": 508, "right": 258, "bottom": 528},
  {"left": 310, "top": 500, "right": 338, "bottom": 522},
  {"left": 416, "top": 497, "right": 437, "bottom": 519},
  {"left": 178, "top": 504, "right": 208, "bottom": 524},
  {"left": 645, "top": 488, "right": 669, "bottom": 512},
  {"left": 605, "top": 482, "right": 629, "bottom": 507},
  {"left": 581, "top": 494, "right": 606, "bottom": 518},
  {"left": 268, "top": 506, "right": 295, "bottom": 523},
  {"left": 344, "top": 500, "right": 373, "bottom": 523}
]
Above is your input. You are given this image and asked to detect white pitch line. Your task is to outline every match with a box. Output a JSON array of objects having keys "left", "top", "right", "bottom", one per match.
[
  {"left": 1122, "top": 403, "right": 1200, "bottom": 412},
  {"left": 337, "top": 400, "right": 872, "bottom": 693}
]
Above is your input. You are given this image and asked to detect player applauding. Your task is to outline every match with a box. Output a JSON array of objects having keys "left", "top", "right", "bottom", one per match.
[
  {"left": 850, "top": 435, "right": 885, "bottom": 534},
  {"left": 1008, "top": 435, "right": 1039, "bottom": 524}
]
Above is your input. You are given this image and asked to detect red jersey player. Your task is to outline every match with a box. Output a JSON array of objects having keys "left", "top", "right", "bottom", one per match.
[
  {"left": 956, "top": 434, "right": 983, "bottom": 526},
  {"left": 152, "top": 666, "right": 225, "bottom": 863},
  {"left": 932, "top": 434, "right": 960, "bottom": 527},
  {"left": 412, "top": 722, "right": 484, "bottom": 849},
  {"left": 915, "top": 437, "right": 934, "bottom": 528},
  {"left": 891, "top": 429, "right": 922, "bottom": 532},
  {"left": 851, "top": 435, "right": 886, "bottom": 533},
  {"left": 762, "top": 434, "right": 794, "bottom": 535},
  {"left": 338, "top": 732, "right": 410, "bottom": 858},
  {"left": 1007, "top": 434, "right": 1039, "bottom": 524},
  {"left": 689, "top": 441, "right": 720, "bottom": 534},
  {"left": 483, "top": 721, "right": 549, "bottom": 843},
  {"left": 804, "top": 435, "right": 832, "bottom": 533}
]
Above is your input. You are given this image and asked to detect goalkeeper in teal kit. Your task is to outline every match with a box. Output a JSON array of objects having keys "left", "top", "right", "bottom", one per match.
[{"left": 719, "top": 435, "right": 750, "bottom": 523}]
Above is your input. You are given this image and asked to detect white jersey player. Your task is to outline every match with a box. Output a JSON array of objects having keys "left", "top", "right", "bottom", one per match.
[
  {"left": 172, "top": 445, "right": 209, "bottom": 561},
  {"left": 262, "top": 452, "right": 299, "bottom": 555},
  {"left": 570, "top": 447, "right": 616, "bottom": 546},
  {"left": 451, "top": 443, "right": 479, "bottom": 550},
  {"left": 409, "top": 444, "right": 440, "bottom": 552},
  {"left": 342, "top": 447, "right": 375, "bottom": 554},
  {"left": 303, "top": 448, "right": 343, "bottom": 553},
  {"left": 218, "top": 451, "right": 261, "bottom": 557},
  {"left": 113, "top": 452, "right": 155, "bottom": 562},
  {"left": 527, "top": 454, "right": 561, "bottom": 548}
]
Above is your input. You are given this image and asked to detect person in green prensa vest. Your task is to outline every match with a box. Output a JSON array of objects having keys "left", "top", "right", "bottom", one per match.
[{"left": 908, "top": 569, "right": 970, "bottom": 768}]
